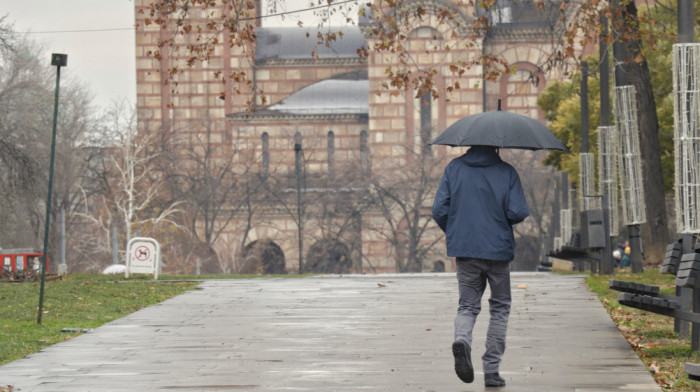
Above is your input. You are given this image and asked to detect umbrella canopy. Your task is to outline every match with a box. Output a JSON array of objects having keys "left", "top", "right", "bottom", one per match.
[{"left": 431, "top": 103, "right": 568, "bottom": 151}]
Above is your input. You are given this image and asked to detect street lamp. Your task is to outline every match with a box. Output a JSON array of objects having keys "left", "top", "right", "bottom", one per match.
[
  {"left": 295, "top": 142, "right": 303, "bottom": 274},
  {"left": 37, "top": 53, "right": 67, "bottom": 324}
]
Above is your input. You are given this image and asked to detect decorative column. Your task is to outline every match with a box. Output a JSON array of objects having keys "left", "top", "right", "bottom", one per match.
[
  {"left": 613, "top": 85, "right": 646, "bottom": 273},
  {"left": 598, "top": 126, "right": 619, "bottom": 237}
]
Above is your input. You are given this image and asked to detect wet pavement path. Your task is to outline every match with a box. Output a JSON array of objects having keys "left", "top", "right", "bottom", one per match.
[{"left": 0, "top": 273, "right": 660, "bottom": 391}]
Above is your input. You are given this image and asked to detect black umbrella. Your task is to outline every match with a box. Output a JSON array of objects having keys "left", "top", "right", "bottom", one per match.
[{"left": 431, "top": 101, "right": 568, "bottom": 151}]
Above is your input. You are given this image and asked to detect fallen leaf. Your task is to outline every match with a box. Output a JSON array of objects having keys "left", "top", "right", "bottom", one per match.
[
  {"left": 517, "top": 284, "right": 528, "bottom": 289},
  {"left": 377, "top": 283, "right": 386, "bottom": 288}
]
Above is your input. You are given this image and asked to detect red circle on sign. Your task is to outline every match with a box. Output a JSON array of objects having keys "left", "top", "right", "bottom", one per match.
[{"left": 135, "top": 246, "right": 150, "bottom": 262}]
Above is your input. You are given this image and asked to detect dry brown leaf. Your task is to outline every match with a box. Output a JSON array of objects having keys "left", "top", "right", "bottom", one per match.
[{"left": 517, "top": 284, "right": 528, "bottom": 289}]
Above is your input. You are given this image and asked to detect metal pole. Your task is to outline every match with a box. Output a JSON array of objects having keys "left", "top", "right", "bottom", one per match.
[
  {"left": 581, "top": 62, "right": 589, "bottom": 153},
  {"left": 295, "top": 143, "right": 303, "bottom": 274},
  {"left": 629, "top": 224, "right": 644, "bottom": 273},
  {"left": 58, "top": 207, "right": 66, "bottom": 274},
  {"left": 112, "top": 224, "right": 118, "bottom": 265},
  {"left": 600, "top": 195, "right": 614, "bottom": 274},
  {"left": 612, "top": 0, "right": 628, "bottom": 87},
  {"left": 677, "top": 0, "right": 695, "bottom": 339},
  {"left": 38, "top": 53, "right": 67, "bottom": 325},
  {"left": 600, "top": 16, "right": 611, "bottom": 126},
  {"left": 679, "top": 0, "right": 694, "bottom": 44}
]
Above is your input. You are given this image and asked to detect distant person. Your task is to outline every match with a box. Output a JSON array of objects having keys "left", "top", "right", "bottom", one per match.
[
  {"left": 31, "top": 257, "right": 41, "bottom": 272},
  {"left": 613, "top": 249, "right": 622, "bottom": 267},
  {"left": 616, "top": 240, "right": 630, "bottom": 268},
  {"left": 432, "top": 146, "right": 529, "bottom": 388},
  {"left": 620, "top": 246, "right": 631, "bottom": 267}
]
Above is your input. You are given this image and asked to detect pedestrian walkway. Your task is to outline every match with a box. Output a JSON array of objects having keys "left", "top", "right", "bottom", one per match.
[{"left": 0, "top": 273, "right": 660, "bottom": 391}]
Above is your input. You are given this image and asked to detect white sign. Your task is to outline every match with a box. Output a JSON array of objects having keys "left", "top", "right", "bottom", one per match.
[{"left": 125, "top": 237, "right": 160, "bottom": 279}]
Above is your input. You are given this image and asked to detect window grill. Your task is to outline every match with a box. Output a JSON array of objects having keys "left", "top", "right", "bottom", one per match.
[
  {"left": 613, "top": 85, "right": 646, "bottom": 225},
  {"left": 673, "top": 43, "right": 700, "bottom": 233},
  {"left": 597, "top": 126, "right": 619, "bottom": 236}
]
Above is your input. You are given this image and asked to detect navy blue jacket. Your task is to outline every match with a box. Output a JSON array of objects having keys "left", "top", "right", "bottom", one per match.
[{"left": 432, "top": 146, "right": 529, "bottom": 261}]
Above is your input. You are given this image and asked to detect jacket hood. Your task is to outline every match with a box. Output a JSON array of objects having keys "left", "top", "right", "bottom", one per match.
[{"left": 463, "top": 146, "right": 501, "bottom": 167}]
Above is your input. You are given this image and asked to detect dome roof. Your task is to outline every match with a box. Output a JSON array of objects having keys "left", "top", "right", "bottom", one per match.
[{"left": 268, "top": 77, "right": 368, "bottom": 115}]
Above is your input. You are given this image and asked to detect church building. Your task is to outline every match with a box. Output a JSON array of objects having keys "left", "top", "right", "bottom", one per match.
[{"left": 134, "top": 0, "right": 574, "bottom": 274}]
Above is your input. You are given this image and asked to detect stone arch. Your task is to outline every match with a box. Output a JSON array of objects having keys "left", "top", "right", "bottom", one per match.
[
  {"left": 240, "top": 239, "right": 287, "bottom": 274},
  {"left": 305, "top": 238, "right": 352, "bottom": 274},
  {"left": 380, "top": 0, "right": 475, "bottom": 37}
]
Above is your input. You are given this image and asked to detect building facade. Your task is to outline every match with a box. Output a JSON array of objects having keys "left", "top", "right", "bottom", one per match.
[{"left": 134, "top": 0, "right": 575, "bottom": 274}]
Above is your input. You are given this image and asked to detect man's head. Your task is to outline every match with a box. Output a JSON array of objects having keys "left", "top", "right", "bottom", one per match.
[{"left": 470, "top": 145, "right": 497, "bottom": 153}]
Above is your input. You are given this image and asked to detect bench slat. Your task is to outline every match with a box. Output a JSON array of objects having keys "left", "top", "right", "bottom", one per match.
[{"left": 609, "top": 280, "right": 660, "bottom": 296}]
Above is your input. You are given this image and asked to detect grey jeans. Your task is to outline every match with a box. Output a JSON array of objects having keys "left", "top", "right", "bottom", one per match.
[{"left": 454, "top": 257, "right": 511, "bottom": 373}]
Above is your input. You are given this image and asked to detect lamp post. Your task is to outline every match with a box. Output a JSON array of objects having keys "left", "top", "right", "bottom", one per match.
[
  {"left": 38, "top": 53, "right": 67, "bottom": 324},
  {"left": 295, "top": 142, "right": 303, "bottom": 274}
]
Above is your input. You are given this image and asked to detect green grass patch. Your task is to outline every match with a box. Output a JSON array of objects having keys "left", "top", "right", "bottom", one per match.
[
  {"left": 0, "top": 273, "right": 313, "bottom": 366},
  {"left": 0, "top": 274, "right": 199, "bottom": 365},
  {"left": 587, "top": 270, "right": 700, "bottom": 391}
]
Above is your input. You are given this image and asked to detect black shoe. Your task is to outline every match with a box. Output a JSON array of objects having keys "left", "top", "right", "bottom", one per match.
[
  {"left": 452, "top": 340, "right": 474, "bottom": 383},
  {"left": 485, "top": 372, "right": 506, "bottom": 387}
]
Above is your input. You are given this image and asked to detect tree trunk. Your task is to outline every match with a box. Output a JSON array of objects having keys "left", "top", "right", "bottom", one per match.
[{"left": 622, "top": 2, "right": 670, "bottom": 264}]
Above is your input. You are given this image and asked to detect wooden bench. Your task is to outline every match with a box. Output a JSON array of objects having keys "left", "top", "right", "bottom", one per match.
[
  {"left": 660, "top": 241, "right": 683, "bottom": 275},
  {"left": 610, "top": 242, "right": 700, "bottom": 351},
  {"left": 547, "top": 244, "right": 602, "bottom": 272},
  {"left": 611, "top": 239, "right": 700, "bottom": 380}
]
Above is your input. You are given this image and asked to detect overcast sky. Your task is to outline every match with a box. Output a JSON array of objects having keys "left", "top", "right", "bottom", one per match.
[
  {"left": 2, "top": 0, "right": 358, "bottom": 111},
  {"left": 3, "top": 0, "right": 136, "bottom": 110}
]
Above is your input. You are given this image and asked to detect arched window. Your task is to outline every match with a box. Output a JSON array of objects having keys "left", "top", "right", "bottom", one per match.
[
  {"left": 414, "top": 90, "right": 436, "bottom": 157},
  {"left": 499, "top": 63, "right": 545, "bottom": 121},
  {"left": 261, "top": 132, "right": 269, "bottom": 177},
  {"left": 360, "top": 130, "right": 370, "bottom": 174},
  {"left": 328, "top": 131, "right": 335, "bottom": 179}
]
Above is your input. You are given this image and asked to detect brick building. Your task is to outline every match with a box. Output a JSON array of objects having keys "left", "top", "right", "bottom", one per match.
[{"left": 134, "top": 0, "right": 575, "bottom": 274}]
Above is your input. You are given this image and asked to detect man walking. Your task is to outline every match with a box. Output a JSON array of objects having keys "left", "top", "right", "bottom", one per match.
[{"left": 432, "top": 146, "right": 529, "bottom": 387}]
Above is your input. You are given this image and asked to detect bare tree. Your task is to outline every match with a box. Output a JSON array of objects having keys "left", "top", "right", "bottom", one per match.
[
  {"left": 301, "top": 158, "right": 371, "bottom": 273},
  {"left": 0, "top": 23, "right": 103, "bottom": 271},
  {"left": 76, "top": 101, "right": 182, "bottom": 270},
  {"left": 504, "top": 149, "right": 560, "bottom": 270},
  {"left": 164, "top": 117, "right": 266, "bottom": 273},
  {"left": 368, "top": 150, "right": 445, "bottom": 272}
]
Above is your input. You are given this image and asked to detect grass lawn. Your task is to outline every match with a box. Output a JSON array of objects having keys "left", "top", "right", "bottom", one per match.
[
  {"left": 0, "top": 274, "right": 203, "bottom": 365},
  {"left": 586, "top": 269, "right": 700, "bottom": 391},
  {"left": 0, "top": 273, "right": 308, "bottom": 366}
]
